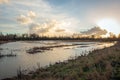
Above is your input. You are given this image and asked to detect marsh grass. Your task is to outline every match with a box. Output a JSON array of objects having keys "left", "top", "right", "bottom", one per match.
[{"left": 0, "top": 50, "right": 16, "bottom": 58}]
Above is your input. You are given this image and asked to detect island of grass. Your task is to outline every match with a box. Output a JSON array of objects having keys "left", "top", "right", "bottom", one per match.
[{"left": 3, "top": 42, "right": 120, "bottom": 80}]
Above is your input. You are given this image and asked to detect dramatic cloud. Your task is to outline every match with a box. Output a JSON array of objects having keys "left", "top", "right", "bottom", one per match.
[
  {"left": 0, "top": 0, "right": 9, "bottom": 4},
  {"left": 16, "top": 10, "right": 74, "bottom": 36},
  {"left": 1, "top": 0, "right": 81, "bottom": 34},
  {"left": 17, "top": 11, "right": 36, "bottom": 25},
  {"left": 29, "top": 20, "right": 57, "bottom": 34},
  {"left": 1, "top": 0, "right": 120, "bottom": 35},
  {"left": 16, "top": 10, "right": 76, "bottom": 36},
  {"left": 81, "top": 27, "right": 107, "bottom": 36}
]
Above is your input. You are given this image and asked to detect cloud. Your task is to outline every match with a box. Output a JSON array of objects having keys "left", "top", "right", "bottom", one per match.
[
  {"left": 0, "top": 0, "right": 9, "bottom": 4},
  {"left": 81, "top": 27, "right": 107, "bottom": 36},
  {"left": 1, "top": 0, "right": 81, "bottom": 35},
  {"left": 17, "top": 11, "right": 36, "bottom": 25},
  {"left": 55, "top": 28, "right": 65, "bottom": 32},
  {"left": 16, "top": 10, "right": 75, "bottom": 35},
  {"left": 29, "top": 20, "right": 57, "bottom": 34},
  {"left": 27, "top": 11, "right": 36, "bottom": 18},
  {"left": 17, "top": 15, "right": 33, "bottom": 25}
]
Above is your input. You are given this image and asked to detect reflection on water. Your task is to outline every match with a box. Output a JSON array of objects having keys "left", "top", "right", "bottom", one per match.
[{"left": 0, "top": 41, "right": 115, "bottom": 79}]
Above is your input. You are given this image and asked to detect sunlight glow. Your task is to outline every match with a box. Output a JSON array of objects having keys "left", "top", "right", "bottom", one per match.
[{"left": 97, "top": 18, "right": 120, "bottom": 35}]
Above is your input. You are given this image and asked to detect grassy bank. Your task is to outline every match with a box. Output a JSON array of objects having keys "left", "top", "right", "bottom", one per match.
[{"left": 3, "top": 42, "right": 120, "bottom": 80}]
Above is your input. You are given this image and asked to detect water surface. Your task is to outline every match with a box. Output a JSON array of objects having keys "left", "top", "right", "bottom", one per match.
[{"left": 0, "top": 41, "right": 115, "bottom": 79}]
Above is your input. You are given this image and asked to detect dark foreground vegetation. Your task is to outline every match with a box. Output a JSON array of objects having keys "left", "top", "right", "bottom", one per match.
[{"left": 3, "top": 42, "right": 120, "bottom": 80}]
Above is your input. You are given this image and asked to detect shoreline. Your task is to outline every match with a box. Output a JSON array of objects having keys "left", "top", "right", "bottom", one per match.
[
  {"left": 0, "top": 41, "right": 14, "bottom": 45},
  {"left": 2, "top": 41, "right": 120, "bottom": 80},
  {"left": 0, "top": 41, "right": 9, "bottom": 45}
]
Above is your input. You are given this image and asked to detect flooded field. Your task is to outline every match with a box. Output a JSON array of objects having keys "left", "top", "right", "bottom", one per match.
[{"left": 0, "top": 41, "right": 115, "bottom": 79}]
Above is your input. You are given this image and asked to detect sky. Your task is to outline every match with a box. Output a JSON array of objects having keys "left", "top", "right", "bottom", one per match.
[{"left": 0, "top": 0, "right": 120, "bottom": 36}]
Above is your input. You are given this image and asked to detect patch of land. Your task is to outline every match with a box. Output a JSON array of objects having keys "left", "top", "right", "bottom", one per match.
[
  {"left": 3, "top": 41, "right": 120, "bottom": 80},
  {"left": 26, "top": 44, "right": 89, "bottom": 54}
]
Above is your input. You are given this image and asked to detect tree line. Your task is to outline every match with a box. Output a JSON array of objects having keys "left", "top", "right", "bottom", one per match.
[{"left": 0, "top": 32, "right": 120, "bottom": 41}]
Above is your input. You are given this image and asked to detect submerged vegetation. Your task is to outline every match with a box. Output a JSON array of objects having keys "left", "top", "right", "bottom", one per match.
[
  {"left": 0, "top": 50, "right": 16, "bottom": 59},
  {"left": 3, "top": 42, "right": 120, "bottom": 80},
  {"left": 26, "top": 46, "right": 52, "bottom": 54}
]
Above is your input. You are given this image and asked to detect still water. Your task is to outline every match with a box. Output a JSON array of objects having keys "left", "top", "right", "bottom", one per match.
[{"left": 0, "top": 41, "right": 115, "bottom": 79}]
